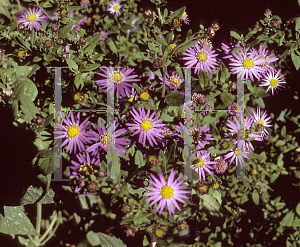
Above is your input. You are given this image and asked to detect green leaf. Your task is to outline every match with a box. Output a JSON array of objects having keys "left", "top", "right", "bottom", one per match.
[
  {"left": 66, "top": 58, "right": 78, "bottom": 71},
  {"left": 0, "top": 0, "right": 12, "bottom": 21},
  {"left": 79, "top": 195, "right": 99, "bottom": 210},
  {"left": 107, "top": 39, "right": 118, "bottom": 53},
  {"left": 153, "top": 33, "right": 168, "bottom": 47},
  {"left": 74, "top": 74, "right": 84, "bottom": 89},
  {"left": 43, "top": 54, "right": 54, "bottom": 63},
  {"left": 230, "top": 31, "right": 241, "bottom": 40},
  {"left": 164, "top": 93, "right": 184, "bottom": 106},
  {"left": 84, "top": 34, "right": 100, "bottom": 54},
  {"left": 252, "top": 190, "right": 259, "bottom": 205},
  {"left": 200, "top": 194, "right": 221, "bottom": 217},
  {"left": 59, "top": 23, "right": 74, "bottom": 39},
  {"left": 14, "top": 76, "right": 38, "bottom": 101},
  {"left": 172, "top": 38, "right": 198, "bottom": 55},
  {"left": 38, "top": 157, "right": 54, "bottom": 175},
  {"left": 20, "top": 186, "right": 55, "bottom": 205},
  {"left": 281, "top": 126, "right": 286, "bottom": 137},
  {"left": 277, "top": 153, "right": 284, "bottom": 167},
  {"left": 281, "top": 211, "right": 294, "bottom": 227},
  {"left": 253, "top": 97, "right": 265, "bottom": 108},
  {"left": 83, "top": 63, "right": 100, "bottom": 72},
  {"left": 296, "top": 17, "right": 300, "bottom": 31},
  {"left": 219, "top": 62, "right": 227, "bottom": 83},
  {"left": 135, "top": 150, "right": 145, "bottom": 168},
  {"left": 220, "top": 92, "right": 235, "bottom": 106},
  {"left": 292, "top": 218, "right": 300, "bottom": 227},
  {"left": 291, "top": 51, "right": 300, "bottom": 70},
  {"left": 12, "top": 100, "right": 18, "bottom": 119},
  {"left": 86, "top": 231, "right": 127, "bottom": 247},
  {"left": 270, "top": 173, "right": 280, "bottom": 183},
  {"left": 296, "top": 202, "right": 300, "bottom": 216},
  {"left": 199, "top": 70, "right": 209, "bottom": 89},
  {"left": 166, "top": 142, "right": 177, "bottom": 163},
  {"left": 20, "top": 94, "right": 39, "bottom": 122},
  {"left": 0, "top": 206, "right": 39, "bottom": 236},
  {"left": 167, "top": 7, "right": 186, "bottom": 22}
]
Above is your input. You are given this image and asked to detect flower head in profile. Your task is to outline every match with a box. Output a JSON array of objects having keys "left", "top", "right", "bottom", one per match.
[
  {"left": 93, "top": 31, "right": 109, "bottom": 41},
  {"left": 159, "top": 71, "right": 184, "bottom": 92},
  {"left": 144, "top": 168, "right": 191, "bottom": 216},
  {"left": 86, "top": 120, "right": 130, "bottom": 157},
  {"left": 190, "top": 150, "right": 215, "bottom": 182},
  {"left": 259, "top": 69, "right": 286, "bottom": 95},
  {"left": 17, "top": 7, "right": 49, "bottom": 31},
  {"left": 250, "top": 107, "right": 272, "bottom": 139},
  {"left": 95, "top": 66, "right": 140, "bottom": 99},
  {"left": 229, "top": 47, "right": 266, "bottom": 82},
  {"left": 125, "top": 106, "right": 166, "bottom": 148},
  {"left": 224, "top": 140, "right": 250, "bottom": 167},
  {"left": 107, "top": 0, "right": 123, "bottom": 17},
  {"left": 183, "top": 43, "right": 218, "bottom": 75},
  {"left": 54, "top": 111, "right": 94, "bottom": 154},
  {"left": 252, "top": 44, "right": 279, "bottom": 72}
]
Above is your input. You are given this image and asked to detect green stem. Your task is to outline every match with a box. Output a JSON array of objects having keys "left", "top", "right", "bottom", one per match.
[
  {"left": 161, "top": 65, "right": 167, "bottom": 98},
  {"left": 34, "top": 204, "right": 42, "bottom": 244},
  {"left": 38, "top": 211, "right": 58, "bottom": 243},
  {"left": 40, "top": 211, "right": 61, "bottom": 246}
]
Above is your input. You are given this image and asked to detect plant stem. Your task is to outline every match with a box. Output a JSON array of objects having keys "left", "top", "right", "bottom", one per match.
[
  {"left": 40, "top": 211, "right": 61, "bottom": 246},
  {"left": 38, "top": 211, "right": 58, "bottom": 243},
  {"left": 161, "top": 65, "right": 167, "bottom": 98},
  {"left": 34, "top": 204, "right": 42, "bottom": 244}
]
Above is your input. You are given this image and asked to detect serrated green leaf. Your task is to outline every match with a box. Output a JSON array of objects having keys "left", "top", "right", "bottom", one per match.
[
  {"left": 0, "top": 206, "right": 39, "bottom": 236},
  {"left": 86, "top": 231, "right": 127, "bottom": 247},
  {"left": 20, "top": 94, "right": 39, "bottom": 122},
  {"left": 252, "top": 190, "right": 259, "bottom": 205},
  {"left": 20, "top": 186, "right": 55, "bottom": 205}
]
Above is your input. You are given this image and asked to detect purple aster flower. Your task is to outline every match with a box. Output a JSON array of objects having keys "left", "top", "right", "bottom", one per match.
[
  {"left": 190, "top": 150, "right": 215, "bottom": 182},
  {"left": 93, "top": 31, "right": 109, "bottom": 41},
  {"left": 259, "top": 69, "right": 286, "bottom": 95},
  {"left": 107, "top": 0, "right": 123, "bottom": 17},
  {"left": 221, "top": 42, "right": 241, "bottom": 60},
  {"left": 213, "top": 156, "right": 228, "bottom": 174},
  {"left": 251, "top": 44, "right": 279, "bottom": 73},
  {"left": 86, "top": 120, "right": 130, "bottom": 157},
  {"left": 94, "top": 66, "right": 140, "bottom": 99},
  {"left": 250, "top": 106, "right": 272, "bottom": 140},
  {"left": 62, "top": 44, "right": 69, "bottom": 53},
  {"left": 144, "top": 168, "right": 192, "bottom": 216},
  {"left": 54, "top": 111, "right": 94, "bottom": 154},
  {"left": 125, "top": 106, "right": 166, "bottom": 148},
  {"left": 17, "top": 7, "right": 49, "bottom": 31},
  {"left": 175, "top": 122, "right": 214, "bottom": 150},
  {"left": 159, "top": 71, "right": 184, "bottom": 92},
  {"left": 183, "top": 43, "right": 218, "bottom": 75},
  {"left": 124, "top": 87, "right": 138, "bottom": 102},
  {"left": 159, "top": 127, "right": 178, "bottom": 148},
  {"left": 229, "top": 46, "right": 266, "bottom": 82},
  {"left": 224, "top": 140, "right": 250, "bottom": 167},
  {"left": 80, "top": 0, "right": 90, "bottom": 6},
  {"left": 70, "top": 152, "right": 100, "bottom": 180}
]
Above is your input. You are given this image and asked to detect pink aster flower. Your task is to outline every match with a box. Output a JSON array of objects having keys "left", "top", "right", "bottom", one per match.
[
  {"left": 213, "top": 156, "right": 228, "bottom": 174},
  {"left": 17, "top": 7, "right": 49, "bottom": 31},
  {"left": 144, "top": 168, "right": 192, "bottom": 216},
  {"left": 224, "top": 140, "right": 250, "bottom": 167},
  {"left": 183, "top": 43, "right": 218, "bottom": 75},
  {"left": 159, "top": 71, "right": 184, "bottom": 92},
  {"left": 107, "top": 0, "right": 123, "bottom": 17},
  {"left": 221, "top": 42, "right": 241, "bottom": 60},
  {"left": 94, "top": 66, "right": 140, "bottom": 99},
  {"left": 54, "top": 111, "right": 94, "bottom": 154},
  {"left": 259, "top": 69, "right": 286, "bottom": 95},
  {"left": 251, "top": 44, "right": 279, "bottom": 72},
  {"left": 190, "top": 150, "right": 215, "bottom": 182},
  {"left": 125, "top": 106, "right": 166, "bottom": 148},
  {"left": 93, "top": 31, "right": 109, "bottom": 41},
  {"left": 70, "top": 152, "right": 100, "bottom": 181},
  {"left": 250, "top": 107, "right": 272, "bottom": 140},
  {"left": 229, "top": 46, "right": 266, "bottom": 82},
  {"left": 86, "top": 120, "right": 130, "bottom": 157}
]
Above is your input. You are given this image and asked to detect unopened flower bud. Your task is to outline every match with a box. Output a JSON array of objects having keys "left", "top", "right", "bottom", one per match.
[
  {"left": 122, "top": 203, "right": 132, "bottom": 214},
  {"left": 150, "top": 50, "right": 155, "bottom": 57},
  {"left": 264, "top": 9, "right": 272, "bottom": 16},
  {"left": 125, "top": 227, "right": 135, "bottom": 237},
  {"left": 62, "top": 53, "right": 68, "bottom": 60},
  {"left": 35, "top": 116, "right": 45, "bottom": 126},
  {"left": 285, "top": 134, "right": 291, "bottom": 141},
  {"left": 18, "top": 23, "right": 26, "bottom": 32},
  {"left": 113, "top": 183, "right": 121, "bottom": 191},
  {"left": 277, "top": 211, "right": 282, "bottom": 217},
  {"left": 97, "top": 170, "right": 106, "bottom": 178},
  {"left": 51, "top": 25, "right": 58, "bottom": 32},
  {"left": 153, "top": 226, "right": 165, "bottom": 239},
  {"left": 294, "top": 171, "right": 300, "bottom": 178},
  {"left": 144, "top": 9, "right": 153, "bottom": 19},
  {"left": 207, "top": 27, "right": 216, "bottom": 38},
  {"left": 3, "top": 88, "right": 13, "bottom": 99},
  {"left": 79, "top": 37, "right": 86, "bottom": 45},
  {"left": 178, "top": 220, "right": 188, "bottom": 231},
  {"left": 89, "top": 181, "right": 98, "bottom": 192},
  {"left": 260, "top": 174, "right": 265, "bottom": 180},
  {"left": 78, "top": 179, "right": 85, "bottom": 188},
  {"left": 294, "top": 141, "right": 298, "bottom": 147}
]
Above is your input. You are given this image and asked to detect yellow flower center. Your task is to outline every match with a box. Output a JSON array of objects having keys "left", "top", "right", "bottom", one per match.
[
  {"left": 18, "top": 50, "right": 26, "bottom": 59},
  {"left": 74, "top": 92, "right": 84, "bottom": 102},
  {"left": 79, "top": 163, "right": 94, "bottom": 175},
  {"left": 170, "top": 43, "right": 177, "bottom": 51},
  {"left": 154, "top": 228, "right": 165, "bottom": 238},
  {"left": 234, "top": 148, "right": 243, "bottom": 156},
  {"left": 197, "top": 51, "right": 208, "bottom": 62},
  {"left": 149, "top": 155, "right": 159, "bottom": 166},
  {"left": 270, "top": 78, "right": 278, "bottom": 87},
  {"left": 173, "top": 18, "right": 181, "bottom": 28},
  {"left": 27, "top": 13, "right": 37, "bottom": 22},
  {"left": 160, "top": 185, "right": 174, "bottom": 199},
  {"left": 242, "top": 58, "right": 254, "bottom": 69},
  {"left": 140, "top": 92, "right": 150, "bottom": 101},
  {"left": 109, "top": 71, "right": 124, "bottom": 85},
  {"left": 199, "top": 185, "right": 207, "bottom": 193},
  {"left": 212, "top": 182, "right": 220, "bottom": 189},
  {"left": 100, "top": 133, "right": 114, "bottom": 146},
  {"left": 252, "top": 169, "right": 257, "bottom": 175},
  {"left": 140, "top": 119, "right": 152, "bottom": 132},
  {"left": 170, "top": 76, "right": 182, "bottom": 87},
  {"left": 113, "top": 5, "right": 119, "bottom": 11},
  {"left": 194, "top": 158, "right": 205, "bottom": 168},
  {"left": 67, "top": 124, "right": 80, "bottom": 138},
  {"left": 81, "top": 0, "right": 88, "bottom": 3},
  {"left": 257, "top": 119, "right": 264, "bottom": 125},
  {"left": 217, "top": 160, "right": 226, "bottom": 170},
  {"left": 213, "top": 23, "right": 220, "bottom": 31},
  {"left": 61, "top": 9, "right": 68, "bottom": 17}
]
